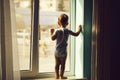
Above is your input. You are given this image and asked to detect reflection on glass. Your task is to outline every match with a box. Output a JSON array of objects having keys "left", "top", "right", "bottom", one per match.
[
  {"left": 14, "top": 0, "right": 31, "bottom": 70},
  {"left": 39, "top": 0, "right": 70, "bottom": 72}
]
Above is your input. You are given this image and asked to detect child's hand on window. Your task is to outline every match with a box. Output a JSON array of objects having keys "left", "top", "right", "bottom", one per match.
[
  {"left": 78, "top": 25, "right": 82, "bottom": 32},
  {"left": 50, "top": 28, "right": 55, "bottom": 35}
]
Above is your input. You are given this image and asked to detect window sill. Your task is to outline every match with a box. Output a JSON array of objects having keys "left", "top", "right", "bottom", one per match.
[{"left": 22, "top": 76, "right": 87, "bottom": 80}]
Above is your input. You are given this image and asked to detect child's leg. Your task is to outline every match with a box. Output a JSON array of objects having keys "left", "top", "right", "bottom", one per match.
[
  {"left": 55, "top": 56, "right": 60, "bottom": 79},
  {"left": 60, "top": 56, "right": 67, "bottom": 79}
]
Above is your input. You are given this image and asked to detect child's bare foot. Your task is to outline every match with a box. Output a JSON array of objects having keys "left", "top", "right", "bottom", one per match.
[
  {"left": 56, "top": 76, "right": 59, "bottom": 79},
  {"left": 60, "top": 76, "right": 67, "bottom": 79}
]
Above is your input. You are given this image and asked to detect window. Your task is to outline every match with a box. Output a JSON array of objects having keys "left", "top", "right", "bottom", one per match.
[
  {"left": 14, "top": 0, "right": 84, "bottom": 78},
  {"left": 14, "top": 0, "right": 32, "bottom": 70},
  {"left": 39, "top": 0, "right": 70, "bottom": 73}
]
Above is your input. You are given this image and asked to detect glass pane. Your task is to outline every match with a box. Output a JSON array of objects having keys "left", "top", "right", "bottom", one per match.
[
  {"left": 39, "top": 0, "right": 70, "bottom": 72},
  {"left": 14, "top": 0, "right": 31, "bottom": 70}
]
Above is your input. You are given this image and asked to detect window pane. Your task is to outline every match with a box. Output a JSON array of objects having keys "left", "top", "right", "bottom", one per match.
[
  {"left": 39, "top": 0, "right": 70, "bottom": 72},
  {"left": 14, "top": 0, "right": 31, "bottom": 70}
]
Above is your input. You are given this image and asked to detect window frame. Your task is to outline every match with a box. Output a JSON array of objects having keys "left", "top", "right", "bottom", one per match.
[
  {"left": 20, "top": 0, "right": 39, "bottom": 78},
  {"left": 21, "top": 0, "right": 78, "bottom": 78}
]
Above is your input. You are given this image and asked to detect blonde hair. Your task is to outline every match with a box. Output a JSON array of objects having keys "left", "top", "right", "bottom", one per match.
[{"left": 58, "top": 14, "right": 68, "bottom": 27}]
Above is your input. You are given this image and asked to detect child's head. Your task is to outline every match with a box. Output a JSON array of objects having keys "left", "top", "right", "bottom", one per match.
[{"left": 58, "top": 14, "right": 68, "bottom": 28}]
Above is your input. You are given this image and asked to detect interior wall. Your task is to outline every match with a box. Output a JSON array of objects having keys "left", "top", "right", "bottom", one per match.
[
  {"left": 110, "top": 0, "right": 120, "bottom": 80},
  {"left": 92, "top": 0, "right": 111, "bottom": 80},
  {"left": 84, "top": 0, "right": 93, "bottom": 80}
]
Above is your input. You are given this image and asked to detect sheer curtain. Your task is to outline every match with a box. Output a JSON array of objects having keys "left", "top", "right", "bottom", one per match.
[{"left": 0, "top": 0, "right": 20, "bottom": 80}]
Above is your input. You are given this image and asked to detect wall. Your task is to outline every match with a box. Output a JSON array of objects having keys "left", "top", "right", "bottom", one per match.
[
  {"left": 110, "top": 0, "right": 120, "bottom": 80},
  {"left": 93, "top": 0, "right": 112, "bottom": 80},
  {"left": 84, "top": 0, "right": 92, "bottom": 80}
]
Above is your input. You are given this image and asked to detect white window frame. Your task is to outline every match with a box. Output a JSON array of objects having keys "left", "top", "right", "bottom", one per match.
[{"left": 20, "top": 0, "right": 84, "bottom": 79}]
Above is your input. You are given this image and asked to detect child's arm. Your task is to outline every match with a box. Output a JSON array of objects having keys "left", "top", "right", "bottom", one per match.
[
  {"left": 50, "top": 28, "right": 57, "bottom": 40},
  {"left": 69, "top": 25, "right": 82, "bottom": 36}
]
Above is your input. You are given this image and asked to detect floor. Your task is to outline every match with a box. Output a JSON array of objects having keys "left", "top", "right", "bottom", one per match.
[{"left": 22, "top": 77, "right": 87, "bottom": 80}]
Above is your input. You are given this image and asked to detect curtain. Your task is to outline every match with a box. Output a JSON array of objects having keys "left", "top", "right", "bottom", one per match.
[
  {"left": 0, "top": 0, "right": 2, "bottom": 79},
  {"left": 0, "top": 0, "right": 21, "bottom": 80}
]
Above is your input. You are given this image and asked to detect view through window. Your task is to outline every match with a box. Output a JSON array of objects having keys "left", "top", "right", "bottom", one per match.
[
  {"left": 39, "top": 0, "right": 70, "bottom": 72},
  {"left": 14, "top": 0, "right": 32, "bottom": 70},
  {"left": 14, "top": 0, "right": 71, "bottom": 73}
]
